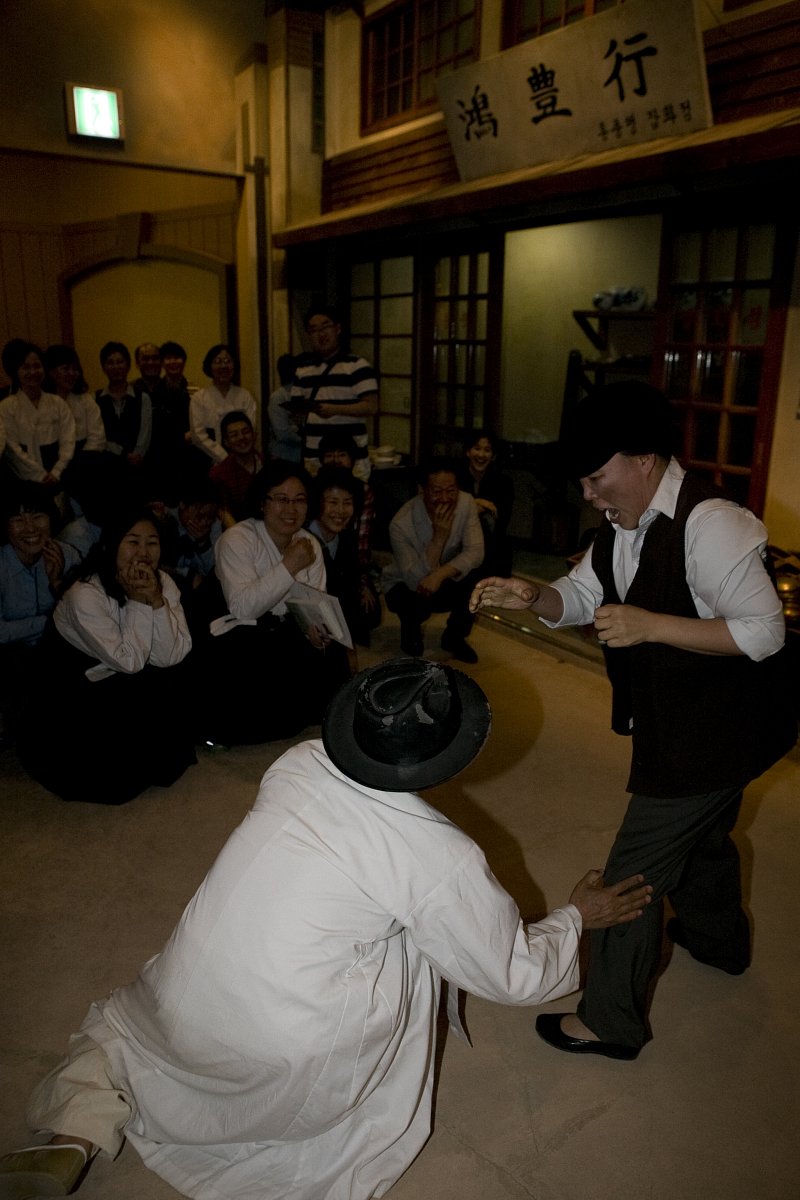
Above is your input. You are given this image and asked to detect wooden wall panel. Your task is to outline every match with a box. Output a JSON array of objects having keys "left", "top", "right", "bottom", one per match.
[{"left": 0, "top": 224, "right": 66, "bottom": 369}]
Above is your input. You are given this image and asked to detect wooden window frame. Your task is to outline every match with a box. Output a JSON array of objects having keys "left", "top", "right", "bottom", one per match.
[
  {"left": 502, "top": 0, "right": 624, "bottom": 49},
  {"left": 362, "top": 0, "right": 480, "bottom": 135}
]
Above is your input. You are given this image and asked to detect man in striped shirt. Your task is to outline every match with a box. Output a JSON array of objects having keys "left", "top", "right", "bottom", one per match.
[{"left": 292, "top": 306, "right": 378, "bottom": 482}]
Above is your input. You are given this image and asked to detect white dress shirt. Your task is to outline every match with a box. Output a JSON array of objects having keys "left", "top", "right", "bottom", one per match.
[
  {"left": 215, "top": 518, "right": 326, "bottom": 619},
  {"left": 190, "top": 385, "right": 257, "bottom": 463},
  {"left": 1, "top": 391, "right": 76, "bottom": 480}
]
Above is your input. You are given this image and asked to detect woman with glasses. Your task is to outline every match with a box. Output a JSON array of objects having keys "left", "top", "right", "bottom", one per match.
[
  {"left": 203, "top": 461, "right": 346, "bottom": 745},
  {"left": 190, "top": 343, "right": 257, "bottom": 465}
]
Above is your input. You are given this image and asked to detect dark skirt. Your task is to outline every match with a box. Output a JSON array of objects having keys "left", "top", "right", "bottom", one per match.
[{"left": 17, "top": 631, "right": 196, "bottom": 805}]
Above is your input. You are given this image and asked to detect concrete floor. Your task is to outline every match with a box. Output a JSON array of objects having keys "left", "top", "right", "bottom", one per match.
[{"left": 1, "top": 612, "right": 798, "bottom": 1200}]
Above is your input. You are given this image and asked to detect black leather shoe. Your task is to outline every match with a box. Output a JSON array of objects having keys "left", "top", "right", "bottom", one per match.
[
  {"left": 666, "top": 918, "right": 748, "bottom": 975},
  {"left": 535, "top": 1013, "right": 640, "bottom": 1060},
  {"left": 440, "top": 631, "right": 478, "bottom": 663}
]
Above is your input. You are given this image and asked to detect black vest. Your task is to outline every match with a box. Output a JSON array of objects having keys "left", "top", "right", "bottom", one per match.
[
  {"left": 97, "top": 391, "right": 142, "bottom": 454},
  {"left": 591, "top": 472, "right": 796, "bottom": 797}
]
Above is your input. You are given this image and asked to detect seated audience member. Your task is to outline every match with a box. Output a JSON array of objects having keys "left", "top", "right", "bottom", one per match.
[
  {"left": 383, "top": 457, "right": 484, "bottom": 663},
  {"left": 457, "top": 428, "right": 515, "bottom": 577},
  {"left": 0, "top": 342, "right": 75, "bottom": 486},
  {"left": 267, "top": 353, "right": 301, "bottom": 463},
  {"left": 59, "top": 454, "right": 126, "bottom": 561},
  {"left": 0, "top": 483, "right": 81, "bottom": 738},
  {"left": 308, "top": 465, "right": 380, "bottom": 649},
  {"left": 16, "top": 507, "right": 195, "bottom": 804},
  {"left": 202, "top": 461, "right": 346, "bottom": 745},
  {"left": 45, "top": 345, "right": 106, "bottom": 456},
  {"left": 133, "top": 343, "right": 162, "bottom": 397},
  {"left": 318, "top": 430, "right": 377, "bottom": 576},
  {"left": 190, "top": 343, "right": 257, "bottom": 465},
  {"left": 144, "top": 341, "right": 195, "bottom": 497},
  {"left": 0, "top": 659, "right": 651, "bottom": 1200},
  {"left": 0, "top": 338, "right": 30, "bottom": 401},
  {"left": 209, "top": 410, "right": 263, "bottom": 526},
  {"left": 96, "top": 342, "right": 152, "bottom": 469}
]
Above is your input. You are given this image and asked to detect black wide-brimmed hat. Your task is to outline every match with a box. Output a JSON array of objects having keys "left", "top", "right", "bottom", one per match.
[
  {"left": 322, "top": 658, "right": 492, "bottom": 791},
  {"left": 563, "top": 380, "right": 676, "bottom": 480}
]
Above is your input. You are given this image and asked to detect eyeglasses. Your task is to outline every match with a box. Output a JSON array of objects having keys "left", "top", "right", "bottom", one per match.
[
  {"left": 307, "top": 322, "right": 336, "bottom": 335},
  {"left": 211, "top": 356, "right": 234, "bottom": 367},
  {"left": 264, "top": 494, "right": 308, "bottom": 507}
]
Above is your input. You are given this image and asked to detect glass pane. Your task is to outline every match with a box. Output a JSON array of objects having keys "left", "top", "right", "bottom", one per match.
[
  {"left": 380, "top": 295, "right": 413, "bottom": 333},
  {"left": 457, "top": 254, "right": 470, "bottom": 295},
  {"left": 456, "top": 19, "right": 473, "bottom": 55},
  {"left": 454, "top": 342, "right": 468, "bottom": 385},
  {"left": 435, "top": 386, "right": 449, "bottom": 426},
  {"left": 380, "top": 256, "right": 413, "bottom": 293},
  {"left": 457, "top": 0, "right": 474, "bottom": 16},
  {"left": 350, "top": 300, "right": 374, "bottom": 334},
  {"left": 435, "top": 344, "right": 449, "bottom": 381},
  {"left": 435, "top": 257, "right": 452, "bottom": 296},
  {"left": 454, "top": 387, "right": 466, "bottom": 428},
  {"left": 705, "top": 286, "right": 733, "bottom": 343},
  {"left": 419, "top": 38, "right": 434, "bottom": 69},
  {"left": 351, "top": 262, "right": 374, "bottom": 297},
  {"left": 739, "top": 288, "right": 769, "bottom": 345},
  {"left": 379, "top": 414, "right": 411, "bottom": 455},
  {"left": 350, "top": 337, "right": 375, "bottom": 363},
  {"left": 455, "top": 299, "right": 470, "bottom": 339},
  {"left": 698, "top": 351, "right": 726, "bottom": 402},
  {"left": 721, "top": 472, "right": 750, "bottom": 506},
  {"left": 380, "top": 375, "right": 412, "bottom": 414},
  {"left": 733, "top": 351, "right": 762, "bottom": 407},
  {"left": 744, "top": 224, "right": 775, "bottom": 279},
  {"left": 707, "top": 227, "right": 737, "bottom": 281},
  {"left": 673, "top": 230, "right": 701, "bottom": 282},
  {"left": 435, "top": 301, "right": 451, "bottom": 339},
  {"left": 728, "top": 413, "right": 757, "bottom": 468},
  {"left": 664, "top": 350, "right": 691, "bottom": 398},
  {"left": 379, "top": 336, "right": 412, "bottom": 374},
  {"left": 475, "top": 298, "right": 487, "bottom": 340},
  {"left": 472, "top": 343, "right": 486, "bottom": 386},
  {"left": 693, "top": 410, "right": 720, "bottom": 462},
  {"left": 476, "top": 251, "right": 489, "bottom": 293},
  {"left": 440, "top": 0, "right": 454, "bottom": 24},
  {"left": 472, "top": 388, "right": 484, "bottom": 426},
  {"left": 671, "top": 288, "right": 697, "bottom": 343}
]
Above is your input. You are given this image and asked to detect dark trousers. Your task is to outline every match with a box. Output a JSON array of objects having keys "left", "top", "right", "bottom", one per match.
[
  {"left": 385, "top": 575, "right": 477, "bottom": 643},
  {"left": 577, "top": 785, "right": 748, "bottom": 1048}
]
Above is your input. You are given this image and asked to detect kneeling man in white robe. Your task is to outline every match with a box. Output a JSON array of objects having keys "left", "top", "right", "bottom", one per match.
[{"left": 0, "top": 659, "right": 650, "bottom": 1200}]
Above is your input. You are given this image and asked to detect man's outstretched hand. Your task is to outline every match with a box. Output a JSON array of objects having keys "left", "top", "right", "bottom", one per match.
[{"left": 569, "top": 870, "right": 652, "bottom": 929}]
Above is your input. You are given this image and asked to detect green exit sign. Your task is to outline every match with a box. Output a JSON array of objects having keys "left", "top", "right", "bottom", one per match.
[{"left": 65, "top": 83, "right": 125, "bottom": 142}]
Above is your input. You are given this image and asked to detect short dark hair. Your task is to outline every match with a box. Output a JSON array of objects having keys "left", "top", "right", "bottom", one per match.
[
  {"left": 247, "top": 461, "right": 313, "bottom": 518},
  {"left": 6, "top": 341, "right": 45, "bottom": 391},
  {"left": 318, "top": 430, "right": 359, "bottom": 464},
  {"left": 464, "top": 428, "right": 499, "bottom": 454},
  {"left": 45, "top": 344, "right": 89, "bottom": 395},
  {"left": 276, "top": 353, "right": 295, "bottom": 386},
  {"left": 202, "top": 343, "right": 238, "bottom": 379},
  {"left": 99, "top": 341, "right": 131, "bottom": 369},
  {"left": 220, "top": 410, "right": 254, "bottom": 445},
  {"left": 304, "top": 305, "right": 340, "bottom": 330},
  {"left": 160, "top": 340, "right": 187, "bottom": 360},
  {"left": 418, "top": 457, "right": 459, "bottom": 487},
  {"left": 310, "top": 465, "right": 364, "bottom": 522},
  {"left": 77, "top": 507, "right": 161, "bottom": 604},
  {"left": 1, "top": 481, "right": 59, "bottom": 538}
]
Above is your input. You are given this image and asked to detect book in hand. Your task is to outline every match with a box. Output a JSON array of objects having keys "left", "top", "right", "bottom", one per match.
[{"left": 285, "top": 582, "right": 353, "bottom": 649}]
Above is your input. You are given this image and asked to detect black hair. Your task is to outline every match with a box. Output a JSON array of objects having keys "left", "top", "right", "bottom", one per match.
[
  {"left": 276, "top": 353, "right": 295, "bottom": 387},
  {"left": 417, "top": 456, "right": 460, "bottom": 487},
  {"left": 160, "top": 340, "right": 187, "bottom": 360},
  {"left": 177, "top": 476, "right": 220, "bottom": 509},
  {"left": 220, "top": 409, "right": 254, "bottom": 445},
  {"left": 6, "top": 341, "right": 45, "bottom": 391},
  {"left": 310, "top": 465, "right": 364, "bottom": 522},
  {"left": 99, "top": 341, "right": 131, "bottom": 369},
  {"left": 304, "top": 305, "right": 340, "bottom": 330},
  {"left": 2, "top": 338, "right": 30, "bottom": 380},
  {"left": 464, "top": 427, "right": 500, "bottom": 454},
  {"left": 317, "top": 429, "right": 359, "bottom": 463},
  {"left": 0, "top": 482, "right": 59, "bottom": 540},
  {"left": 246, "top": 461, "right": 313, "bottom": 519},
  {"left": 202, "top": 343, "right": 238, "bottom": 379},
  {"left": 44, "top": 344, "right": 89, "bottom": 395},
  {"left": 75, "top": 507, "right": 161, "bottom": 604}
]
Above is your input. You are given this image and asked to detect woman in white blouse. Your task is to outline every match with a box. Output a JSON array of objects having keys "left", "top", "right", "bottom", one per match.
[
  {"left": 44, "top": 344, "right": 106, "bottom": 455},
  {"left": 0, "top": 342, "right": 75, "bottom": 486},
  {"left": 201, "top": 461, "right": 347, "bottom": 745},
  {"left": 17, "top": 508, "right": 196, "bottom": 804},
  {"left": 190, "top": 343, "right": 257, "bottom": 464}
]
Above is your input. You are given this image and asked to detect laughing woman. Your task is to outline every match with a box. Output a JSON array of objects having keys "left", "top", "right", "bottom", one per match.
[
  {"left": 17, "top": 508, "right": 196, "bottom": 804},
  {"left": 201, "top": 461, "right": 346, "bottom": 745}
]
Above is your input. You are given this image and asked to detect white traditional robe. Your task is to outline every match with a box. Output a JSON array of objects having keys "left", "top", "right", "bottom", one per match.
[{"left": 84, "top": 740, "right": 581, "bottom": 1199}]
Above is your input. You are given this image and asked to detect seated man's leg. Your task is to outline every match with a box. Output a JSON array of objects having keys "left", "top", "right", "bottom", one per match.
[
  {"left": 577, "top": 785, "right": 745, "bottom": 1049},
  {"left": 430, "top": 574, "right": 479, "bottom": 663},
  {"left": 385, "top": 584, "right": 432, "bottom": 656}
]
